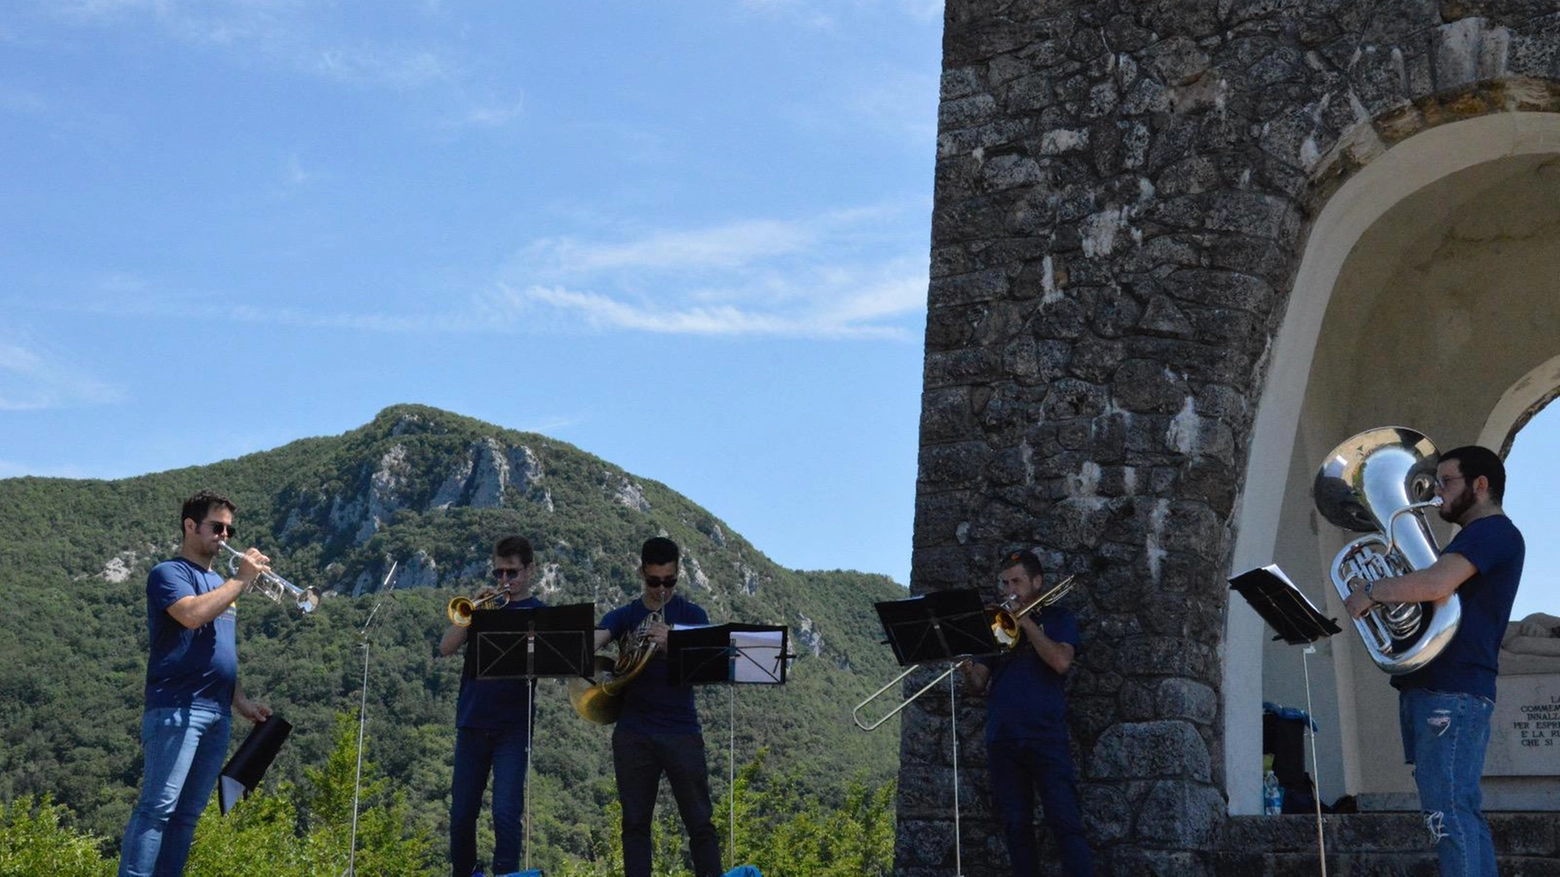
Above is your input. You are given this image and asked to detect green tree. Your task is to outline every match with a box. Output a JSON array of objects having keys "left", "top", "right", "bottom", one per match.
[{"left": 0, "top": 795, "right": 111, "bottom": 877}]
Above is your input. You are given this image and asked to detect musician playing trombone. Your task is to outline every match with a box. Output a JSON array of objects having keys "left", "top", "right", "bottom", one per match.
[
  {"left": 958, "top": 549, "right": 1092, "bottom": 877},
  {"left": 1341, "top": 446, "right": 1523, "bottom": 877},
  {"left": 593, "top": 536, "right": 721, "bottom": 877},
  {"left": 119, "top": 490, "right": 272, "bottom": 877},
  {"left": 438, "top": 535, "right": 546, "bottom": 877}
]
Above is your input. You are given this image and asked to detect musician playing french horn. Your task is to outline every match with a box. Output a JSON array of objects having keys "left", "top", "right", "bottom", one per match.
[
  {"left": 438, "top": 535, "right": 545, "bottom": 877},
  {"left": 958, "top": 549, "right": 1092, "bottom": 877},
  {"left": 592, "top": 536, "right": 721, "bottom": 877},
  {"left": 1340, "top": 446, "right": 1523, "bottom": 877}
]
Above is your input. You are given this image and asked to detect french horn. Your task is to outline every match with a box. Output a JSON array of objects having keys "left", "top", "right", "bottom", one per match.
[
  {"left": 568, "top": 609, "right": 662, "bottom": 724},
  {"left": 1313, "top": 426, "right": 1460, "bottom": 674}
]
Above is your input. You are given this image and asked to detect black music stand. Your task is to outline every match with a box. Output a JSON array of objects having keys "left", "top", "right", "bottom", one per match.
[
  {"left": 1230, "top": 564, "right": 1340, "bottom": 876},
  {"left": 469, "top": 602, "right": 594, "bottom": 875},
  {"left": 870, "top": 588, "right": 1001, "bottom": 877},
  {"left": 667, "top": 623, "right": 792, "bottom": 872}
]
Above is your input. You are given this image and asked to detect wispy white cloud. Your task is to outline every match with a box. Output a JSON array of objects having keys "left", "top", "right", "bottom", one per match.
[
  {"left": 24, "top": 203, "right": 930, "bottom": 342},
  {"left": 0, "top": 338, "right": 124, "bottom": 411},
  {"left": 455, "top": 92, "right": 525, "bottom": 128},
  {"left": 313, "top": 45, "right": 452, "bottom": 89},
  {"left": 498, "top": 205, "right": 929, "bottom": 339}
]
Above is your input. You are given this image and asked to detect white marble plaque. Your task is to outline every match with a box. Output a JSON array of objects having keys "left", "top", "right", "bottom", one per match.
[{"left": 1485, "top": 674, "right": 1560, "bottom": 776}]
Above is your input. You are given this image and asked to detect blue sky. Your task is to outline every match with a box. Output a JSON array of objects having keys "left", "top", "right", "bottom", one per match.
[
  {"left": 0, "top": 0, "right": 942, "bottom": 585},
  {"left": 1, "top": 1, "right": 1555, "bottom": 620}
]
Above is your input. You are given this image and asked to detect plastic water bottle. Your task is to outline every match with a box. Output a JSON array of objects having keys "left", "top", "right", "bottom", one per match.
[{"left": 1262, "top": 754, "right": 1284, "bottom": 815}]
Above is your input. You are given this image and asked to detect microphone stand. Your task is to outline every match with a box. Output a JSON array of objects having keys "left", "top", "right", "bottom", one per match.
[{"left": 343, "top": 560, "right": 399, "bottom": 877}]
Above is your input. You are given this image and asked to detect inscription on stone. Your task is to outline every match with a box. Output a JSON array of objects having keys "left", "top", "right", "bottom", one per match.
[{"left": 1485, "top": 675, "right": 1560, "bottom": 776}]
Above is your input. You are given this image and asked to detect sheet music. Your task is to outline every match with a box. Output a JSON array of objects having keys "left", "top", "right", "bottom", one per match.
[{"left": 730, "top": 630, "right": 785, "bottom": 684}]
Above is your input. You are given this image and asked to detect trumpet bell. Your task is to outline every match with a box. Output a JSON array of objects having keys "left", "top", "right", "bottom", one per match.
[{"left": 447, "top": 591, "right": 510, "bottom": 627}]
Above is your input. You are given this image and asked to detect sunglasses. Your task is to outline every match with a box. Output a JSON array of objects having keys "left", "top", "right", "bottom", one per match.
[
  {"left": 643, "top": 575, "right": 678, "bottom": 588},
  {"left": 492, "top": 567, "right": 526, "bottom": 580},
  {"left": 203, "top": 521, "right": 237, "bottom": 538}
]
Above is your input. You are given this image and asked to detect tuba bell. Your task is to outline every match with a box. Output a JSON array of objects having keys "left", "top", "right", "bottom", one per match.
[{"left": 1313, "top": 426, "right": 1460, "bottom": 674}]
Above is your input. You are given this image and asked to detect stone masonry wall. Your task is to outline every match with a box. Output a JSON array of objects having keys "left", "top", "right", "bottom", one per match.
[{"left": 907, "top": 2, "right": 1560, "bottom": 875}]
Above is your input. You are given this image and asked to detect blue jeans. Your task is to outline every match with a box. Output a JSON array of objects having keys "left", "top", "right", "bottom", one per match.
[
  {"left": 119, "top": 706, "right": 231, "bottom": 877},
  {"left": 987, "top": 737, "right": 1093, "bottom": 877},
  {"left": 450, "top": 726, "right": 531, "bottom": 877},
  {"left": 1399, "top": 688, "right": 1497, "bottom": 877},
  {"left": 612, "top": 727, "right": 721, "bottom": 877}
]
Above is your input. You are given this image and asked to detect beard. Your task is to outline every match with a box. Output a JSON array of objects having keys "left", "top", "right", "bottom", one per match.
[{"left": 1438, "top": 490, "right": 1476, "bottom": 524}]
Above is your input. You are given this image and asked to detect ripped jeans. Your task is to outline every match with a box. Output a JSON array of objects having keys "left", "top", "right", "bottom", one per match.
[{"left": 1399, "top": 688, "right": 1496, "bottom": 877}]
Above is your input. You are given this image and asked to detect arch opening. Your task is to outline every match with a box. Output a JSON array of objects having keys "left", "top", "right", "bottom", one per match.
[{"left": 1228, "top": 113, "right": 1560, "bottom": 814}]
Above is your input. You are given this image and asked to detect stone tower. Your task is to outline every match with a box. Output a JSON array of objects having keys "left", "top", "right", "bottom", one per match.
[{"left": 907, "top": 2, "right": 1560, "bottom": 873}]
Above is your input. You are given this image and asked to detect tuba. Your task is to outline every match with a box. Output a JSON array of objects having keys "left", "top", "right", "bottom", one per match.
[
  {"left": 568, "top": 609, "right": 662, "bottom": 724},
  {"left": 1313, "top": 427, "right": 1459, "bottom": 674}
]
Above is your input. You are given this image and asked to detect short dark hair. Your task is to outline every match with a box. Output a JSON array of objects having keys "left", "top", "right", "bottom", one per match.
[
  {"left": 999, "top": 548, "right": 1045, "bottom": 579},
  {"left": 493, "top": 535, "right": 534, "bottom": 565},
  {"left": 181, "top": 490, "right": 236, "bottom": 530},
  {"left": 641, "top": 536, "right": 680, "bottom": 566},
  {"left": 1440, "top": 445, "right": 1507, "bottom": 503}
]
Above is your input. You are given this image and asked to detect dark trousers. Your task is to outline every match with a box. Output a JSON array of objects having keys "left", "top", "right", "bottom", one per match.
[
  {"left": 988, "top": 737, "right": 1093, "bottom": 877},
  {"left": 450, "top": 726, "right": 530, "bottom": 877},
  {"left": 611, "top": 726, "right": 721, "bottom": 877}
]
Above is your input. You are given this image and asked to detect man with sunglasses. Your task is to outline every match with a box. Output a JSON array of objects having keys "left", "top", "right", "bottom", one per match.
[
  {"left": 1342, "top": 446, "right": 1523, "bottom": 877},
  {"left": 593, "top": 536, "right": 720, "bottom": 877},
  {"left": 119, "top": 490, "right": 272, "bottom": 877},
  {"left": 439, "top": 535, "right": 546, "bottom": 877},
  {"left": 959, "top": 548, "right": 1092, "bottom": 877}
]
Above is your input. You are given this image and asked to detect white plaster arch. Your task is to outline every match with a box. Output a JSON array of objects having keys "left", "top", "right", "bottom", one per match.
[
  {"left": 1478, "top": 353, "right": 1560, "bottom": 453},
  {"left": 1224, "top": 111, "right": 1560, "bottom": 815}
]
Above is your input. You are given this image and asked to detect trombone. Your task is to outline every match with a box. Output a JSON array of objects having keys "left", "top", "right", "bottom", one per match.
[
  {"left": 447, "top": 590, "right": 511, "bottom": 627},
  {"left": 218, "top": 541, "right": 320, "bottom": 614},
  {"left": 851, "top": 575, "right": 1075, "bottom": 732}
]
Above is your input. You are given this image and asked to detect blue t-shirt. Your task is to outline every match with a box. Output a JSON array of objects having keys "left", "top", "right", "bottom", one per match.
[
  {"left": 456, "top": 595, "right": 547, "bottom": 730},
  {"left": 1392, "top": 514, "right": 1524, "bottom": 701},
  {"left": 144, "top": 557, "right": 238, "bottom": 711},
  {"left": 599, "top": 595, "right": 710, "bottom": 735},
  {"left": 979, "top": 606, "right": 1081, "bottom": 744}
]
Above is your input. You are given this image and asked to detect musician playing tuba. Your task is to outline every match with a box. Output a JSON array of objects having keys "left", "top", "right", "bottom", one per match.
[
  {"left": 591, "top": 537, "right": 722, "bottom": 877},
  {"left": 958, "top": 548, "right": 1093, "bottom": 877},
  {"left": 1339, "top": 446, "right": 1523, "bottom": 877},
  {"left": 437, "top": 535, "right": 546, "bottom": 877}
]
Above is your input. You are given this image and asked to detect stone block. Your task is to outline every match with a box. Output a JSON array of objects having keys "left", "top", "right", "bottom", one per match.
[
  {"left": 1137, "top": 780, "right": 1227, "bottom": 845},
  {"left": 1091, "top": 719, "right": 1212, "bottom": 781},
  {"left": 1158, "top": 677, "right": 1219, "bottom": 724}
]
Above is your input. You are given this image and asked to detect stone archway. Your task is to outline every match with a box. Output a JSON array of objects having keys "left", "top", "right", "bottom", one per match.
[{"left": 1229, "top": 112, "right": 1560, "bottom": 813}]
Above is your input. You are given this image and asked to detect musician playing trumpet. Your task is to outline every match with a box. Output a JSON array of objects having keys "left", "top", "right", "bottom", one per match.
[
  {"left": 592, "top": 537, "right": 721, "bottom": 877},
  {"left": 959, "top": 549, "right": 1092, "bottom": 877},
  {"left": 119, "top": 490, "right": 271, "bottom": 877},
  {"left": 438, "top": 536, "right": 546, "bottom": 877}
]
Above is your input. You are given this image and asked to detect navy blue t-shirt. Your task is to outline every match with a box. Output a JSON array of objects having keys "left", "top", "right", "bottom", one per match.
[
  {"left": 599, "top": 594, "right": 710, "bottom": 735},
  {"left": 1392, "top": 514, "right": 1524, "bottom": 701},
  {"left": 144, "top": 557, "right": 237, "bottom": 711},
  {"left": 456, "top": 595, "right": 547, "bottom": 730},
  {"left": 979, "top": 606, "right": 1081, "bottom": 744}
]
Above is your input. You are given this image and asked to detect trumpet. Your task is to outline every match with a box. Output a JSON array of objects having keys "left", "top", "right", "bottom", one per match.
[
  {"left": 218, "top": 541, "right": 320, "bottom": 614},
  {"left": 447, "top": 590, "right": 511, "bottom": 627},
  {"left": 851, "top": 575, "right": 1075, "bottom": 732}
]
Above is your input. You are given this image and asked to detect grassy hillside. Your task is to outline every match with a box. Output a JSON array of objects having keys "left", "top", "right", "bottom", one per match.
[{"left": 0, "top": 404, "right": 906, "bottom": 863}]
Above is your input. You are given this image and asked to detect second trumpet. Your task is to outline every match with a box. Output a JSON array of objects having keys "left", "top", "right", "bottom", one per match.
[{"left": 447, "top": 591, "right": 510, "bottom": 627}]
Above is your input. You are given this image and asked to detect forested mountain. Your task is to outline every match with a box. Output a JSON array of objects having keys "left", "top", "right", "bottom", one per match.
[{"left": 0, "top": 404, "right": 905, "bottom": 866}]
